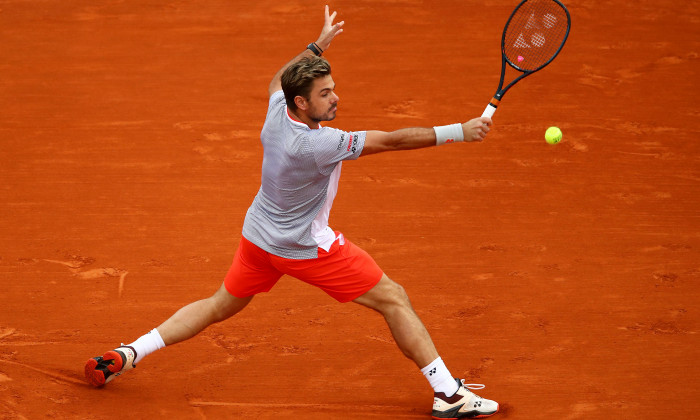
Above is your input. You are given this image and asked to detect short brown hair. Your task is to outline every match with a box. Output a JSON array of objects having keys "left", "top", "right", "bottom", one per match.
[{"left": 281, "top": 56, "right": 331, "bottom": 110}]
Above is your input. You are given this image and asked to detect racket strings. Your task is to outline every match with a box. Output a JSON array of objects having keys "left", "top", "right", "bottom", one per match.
[{"left": 503, "top": 0, "right": 569, "bottom": 71}]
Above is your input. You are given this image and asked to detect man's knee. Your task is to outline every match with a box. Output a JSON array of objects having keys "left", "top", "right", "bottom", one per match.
[
  {"left": 386, "top": 280, "right": 409, "bottom": 305},
  {"left": 354, "top": 274, "right": 414, "bottom": 313},
  {"left": 374, "top": 277, "right": 413, "bottom": 313}
]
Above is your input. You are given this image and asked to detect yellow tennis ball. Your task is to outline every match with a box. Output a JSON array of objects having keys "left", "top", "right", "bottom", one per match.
[{"left": 545, "top": 126, "right": 562, "bottom": 145}]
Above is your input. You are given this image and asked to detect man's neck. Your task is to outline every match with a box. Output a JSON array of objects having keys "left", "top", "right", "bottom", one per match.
[{"left": 288, "top": 108, "right": 320, "bottom": 129}]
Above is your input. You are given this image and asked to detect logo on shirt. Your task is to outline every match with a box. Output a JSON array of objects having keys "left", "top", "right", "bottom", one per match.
[
  {"left": 347, "top": 133, "right": 358, "bottom": 153},
  {"left": 337, "top": 133, "right": 345, "bottom": 151}
]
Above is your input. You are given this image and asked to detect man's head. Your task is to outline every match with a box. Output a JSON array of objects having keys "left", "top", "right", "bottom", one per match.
[{"left": 282, "top": 56, "right": 338, "bottom": 122}]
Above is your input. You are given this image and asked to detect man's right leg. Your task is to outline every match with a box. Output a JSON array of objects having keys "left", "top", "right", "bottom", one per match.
[
  {"left": 85, "top": 236, "right": 282, "bottom": 387},
  {"left": 85, "top": 283, "right": 253, "bottom": 387},
  {"left": 157, "top": 282, "right": 253, "bottom": 345}
]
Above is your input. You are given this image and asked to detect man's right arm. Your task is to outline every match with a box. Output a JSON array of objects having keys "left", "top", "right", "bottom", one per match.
[{"left": 268, "top": 6, "right": 345, "bottom": 96}]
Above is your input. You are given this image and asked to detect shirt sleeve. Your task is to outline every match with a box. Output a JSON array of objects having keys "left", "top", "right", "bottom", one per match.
[
  {"left": 310, "top": 127, "right": 367, "bottom": 175},
  {"left": 268, "top": 90, "right": 285, "bottom": 112}
]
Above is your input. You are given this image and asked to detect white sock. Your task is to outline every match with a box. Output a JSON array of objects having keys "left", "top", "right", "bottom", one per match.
[
  {"left": 421, "top": 357, "right": 459, "bottom": 396},
  {"left": 127, "top": 328, "right": 166, "bottom": 365}
]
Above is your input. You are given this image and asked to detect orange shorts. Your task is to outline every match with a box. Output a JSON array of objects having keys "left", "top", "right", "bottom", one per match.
[{"left": 224, "top": 234, "right": 383, "bottom": 303}]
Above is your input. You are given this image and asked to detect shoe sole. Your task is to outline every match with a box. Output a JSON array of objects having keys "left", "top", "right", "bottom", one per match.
[
  {"left": 431, "top": 407, "right": 499, "bottom": 419},
  {"left": 84, "top": 357, "right": 105, "bottom": 387},
  {"left": 84, "top": 350, "right": 124, "bottom": 387}
]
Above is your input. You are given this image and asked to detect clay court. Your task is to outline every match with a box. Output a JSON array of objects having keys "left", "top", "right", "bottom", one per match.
[{"left": 1, "top": 0, "right": 698, "bottom": 418}]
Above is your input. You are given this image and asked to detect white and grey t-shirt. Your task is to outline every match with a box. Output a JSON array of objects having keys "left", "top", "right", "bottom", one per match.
[{"left": 242, "top": 90, "right": 366, "bottom": 259}]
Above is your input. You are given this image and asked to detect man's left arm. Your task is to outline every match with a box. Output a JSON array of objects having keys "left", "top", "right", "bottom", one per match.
[
  {"left": 268, "top": 6, "right": 345, "bottom": 96},
  {"left": 360, "top": 118, "right": 493, "bottom": 157}
]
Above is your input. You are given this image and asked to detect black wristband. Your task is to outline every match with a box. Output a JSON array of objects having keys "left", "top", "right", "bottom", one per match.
[{"left": 307, "top": 42, "right": 323, "bottom": 56}]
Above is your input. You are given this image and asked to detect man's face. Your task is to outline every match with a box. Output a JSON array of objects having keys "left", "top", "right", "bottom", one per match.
[{"left": 305, "top": 75, "right": 338, "bottom": 122}]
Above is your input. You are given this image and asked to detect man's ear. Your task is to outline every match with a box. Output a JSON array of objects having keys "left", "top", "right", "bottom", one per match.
[{"left": 294, "top": 95, "right": 308, "bottom": 111}]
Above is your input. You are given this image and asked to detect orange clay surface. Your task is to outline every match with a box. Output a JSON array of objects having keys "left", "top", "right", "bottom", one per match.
[{"left": 1, "top": 1, "right": 698, "bottom": 419}]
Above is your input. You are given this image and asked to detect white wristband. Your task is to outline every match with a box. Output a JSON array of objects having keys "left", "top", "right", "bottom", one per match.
[{"left": 433, "top": 123, "right": 464, "bottom": 146}]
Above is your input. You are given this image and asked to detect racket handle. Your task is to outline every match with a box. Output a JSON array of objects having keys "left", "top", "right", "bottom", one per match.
[{"left": 481, "top": 103, "right": 497, "bottom": 118}]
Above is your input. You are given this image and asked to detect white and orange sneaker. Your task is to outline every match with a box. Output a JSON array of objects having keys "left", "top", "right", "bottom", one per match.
[
  {"left": 84, "top": 345, "right": 137, "bottom": 387},
  {"left": 432, "top": 379, "right": 499, "bottom": 419}
]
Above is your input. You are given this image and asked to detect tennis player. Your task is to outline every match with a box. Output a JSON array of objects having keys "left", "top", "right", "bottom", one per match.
[{"left": 85, "top": 6, "right": 498, "bottom": 419}]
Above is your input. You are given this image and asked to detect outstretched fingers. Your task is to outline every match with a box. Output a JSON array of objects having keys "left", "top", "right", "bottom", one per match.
[
  {"left": 317, "top": 5, "right": 344, "bottom": 51},
  {"left": 325, "top": 4, "right": 336, "bottom": 22}
]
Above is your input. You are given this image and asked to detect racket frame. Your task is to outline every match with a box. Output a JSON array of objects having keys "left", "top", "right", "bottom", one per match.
[{"left": 482, "top": 0, "right": 571, "bottom": 117}]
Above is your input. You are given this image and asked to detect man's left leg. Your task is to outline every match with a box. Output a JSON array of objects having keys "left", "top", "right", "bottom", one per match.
[
  {"left": 353, "top": 274, "right": 499, "bottom": 419},
  {"left": 353, "top": 274, "right": 438, "bottom": 368}
]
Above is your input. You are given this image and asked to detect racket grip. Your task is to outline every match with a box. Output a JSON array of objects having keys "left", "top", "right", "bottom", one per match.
[{"left": 481, "top": 103, "right": 497, "bottom": 118}]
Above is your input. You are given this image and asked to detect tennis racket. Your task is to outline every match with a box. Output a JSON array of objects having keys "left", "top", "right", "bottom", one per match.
[{"left": 482, "top": 0, "right": 571, "bottom": 118}]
